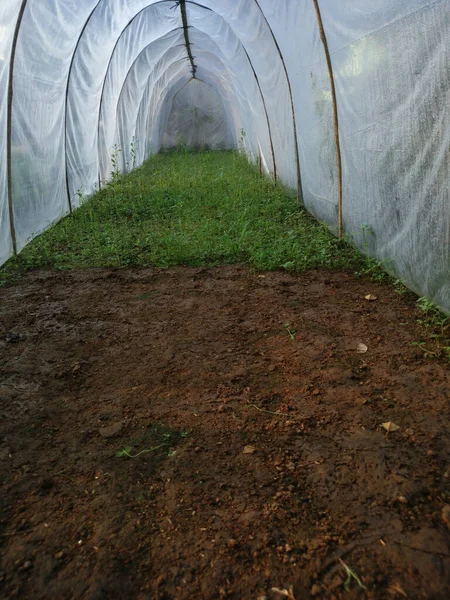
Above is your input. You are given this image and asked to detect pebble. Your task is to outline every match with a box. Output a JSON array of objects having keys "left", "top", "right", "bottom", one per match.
[{"left": 0, "top": 447, "right": 11, "bottom": 461}]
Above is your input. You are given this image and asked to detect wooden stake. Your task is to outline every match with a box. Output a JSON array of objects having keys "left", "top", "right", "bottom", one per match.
[{"left": 312, "top": 0, "right": 343, "bottom": 238}]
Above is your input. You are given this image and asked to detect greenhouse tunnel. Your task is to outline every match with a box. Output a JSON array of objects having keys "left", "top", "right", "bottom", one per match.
[{"left": 1, "top": 0, "right": 449, "bottom": 311}]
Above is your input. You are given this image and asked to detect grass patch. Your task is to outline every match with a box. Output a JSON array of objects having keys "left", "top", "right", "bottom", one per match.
[
  {"left": 1, "top": 150, "right": 372, "bottom": 283},
  {"left": 412, "top": 296, "right": 450, "bottom": 360},
  {"left": 1, "top": 149, "right": 449, "bottom": 360}
]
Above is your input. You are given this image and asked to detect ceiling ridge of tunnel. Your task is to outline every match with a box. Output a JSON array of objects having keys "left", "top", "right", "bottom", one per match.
[{"left": 177, "top": 0, "right": 197, "bottom": 78}]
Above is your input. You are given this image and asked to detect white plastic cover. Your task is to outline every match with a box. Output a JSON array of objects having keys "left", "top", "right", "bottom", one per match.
[{"left": 0, "top": 0, "right": 449, "bottom": 312}]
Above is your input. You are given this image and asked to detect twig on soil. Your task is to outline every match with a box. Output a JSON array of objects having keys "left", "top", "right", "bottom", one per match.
[
  {"left": 393, "top": 540, "right": 450, "bottom": 558},
  {"left": 0, "top": 529, "right": 33, "bottom": 537},
  {"left": 271, "top": 584, "right": 296, "bottom": 600},
  {"left": 390, "top": 583, "right": 407, "bottom": 597},
  {"left": 248, "top": 403, "right": 286, "bottom": 417}
]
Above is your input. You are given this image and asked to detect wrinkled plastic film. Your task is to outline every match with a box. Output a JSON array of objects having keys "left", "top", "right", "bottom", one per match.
[{"left": 320, "top": 0, "right": 450, "bottom": 308}]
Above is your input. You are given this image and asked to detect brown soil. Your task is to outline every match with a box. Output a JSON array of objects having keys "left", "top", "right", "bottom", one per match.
[{"left": 0, "top": 266, "right": 449, "bottom": 600}]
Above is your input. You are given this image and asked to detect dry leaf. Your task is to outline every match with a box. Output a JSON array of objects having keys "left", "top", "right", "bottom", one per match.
[
  {"left": 382, "top": 421, "right": 400, "bottom": 432},
  {"left": 243, "top": 445, "right": 256, "bottom": 454},
  {"left": 442, "top": 505, "right": 450, "bottom": 529},
  {"left": 364, "top": 294, "right": 377, "bottom": 301},
  {"left": 357, "top": 342, "right": 368, "bottom": 354},
  {"left": 271, "top": 586, "right": 296, "bottom": 600},
  {"left": 389, "top": 583, "right": 407, "bottom": 597}
]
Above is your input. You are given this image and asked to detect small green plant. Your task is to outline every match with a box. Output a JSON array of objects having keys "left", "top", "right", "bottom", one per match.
[
  {"left": 413, "top": 297, "right": 450, "bottom": 361},
  {"left": 393, "top": 278, "right": 409, "bottom": 295},
  {"left": 116, "top": 425, "right": 188, "bottom": 459},
  {"left": 110, "top": 144, "right": 122, "bottom": 183},
  {"left": 75, "top": 188, "right": 87, "bottom": 206},
  {"left": 339, "top": 559, "right": 366, "bottom": 592},
  {"left": 116, "top": 443, "right": 167, "bottom": 458},
  {"left": 416, "top": 297, "right": 449, "bottom": 329},
  {"left": 130, "top": 137, "right": 137, "bottom": 170},
  {"left": 284, "top": 323, "right": 296, "bottom": 341}
]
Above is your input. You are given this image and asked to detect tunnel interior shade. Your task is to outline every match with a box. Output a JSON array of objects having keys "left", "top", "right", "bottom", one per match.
[{"left": 161, "top": 78, "right": 234, "bottom": 151}]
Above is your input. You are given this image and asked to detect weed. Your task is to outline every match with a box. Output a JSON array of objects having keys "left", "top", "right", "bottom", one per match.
[
  {"left": 116, "top": 424, "right": 188, "bottom": 459},
  {"left": 110, "top": 144, "right": 122, "bottom": 183},
  {"left": 412, "top": 297, "right": 450, "bottom": 361},
  {"left": 339, "top": 558, "right": 366, "bottom": 592},
  {"left": 393, "top": 279, "right": 410, "bottom": 296},
  {"left": 130, "top": 137, "right": 137, "bottom": 171},
  {"left": 116, "top": 443, "right": 167, "bottom": 458},
  {"left": 417, "top": 297, "right": 449, "bottom": 330},
  {"left": 284, "top": 323, "right": 296, "bottom": 341}
]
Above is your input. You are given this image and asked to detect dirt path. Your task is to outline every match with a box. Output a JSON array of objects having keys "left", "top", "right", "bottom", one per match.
[{"left": 1, "top": 266, "right": 449, "bottom": 599}]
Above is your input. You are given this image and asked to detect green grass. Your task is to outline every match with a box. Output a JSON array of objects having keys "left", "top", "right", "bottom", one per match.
[
  {"left": 1, "top": 149, "right": 449, "bottom": 360},
  {"left": 0, "top": 150, "right": 373, "bottom": 284},
  {"left": 413, "top": 296, "right": 450, "bottom": 360}
]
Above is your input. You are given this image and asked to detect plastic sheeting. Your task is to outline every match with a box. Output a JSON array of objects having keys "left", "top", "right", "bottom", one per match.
[{"left": 0, "top": 0, "right": 449, "bottom": 312}]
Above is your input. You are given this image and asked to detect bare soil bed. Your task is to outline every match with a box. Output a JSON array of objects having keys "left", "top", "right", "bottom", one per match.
[{"left": 0, "top": 266, "right": 449, "bottom": 599}]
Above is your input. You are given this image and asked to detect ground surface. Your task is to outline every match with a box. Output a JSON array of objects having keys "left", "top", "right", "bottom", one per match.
[{"left": 0, "top": 265, "right": 449, "bottom": 599}]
